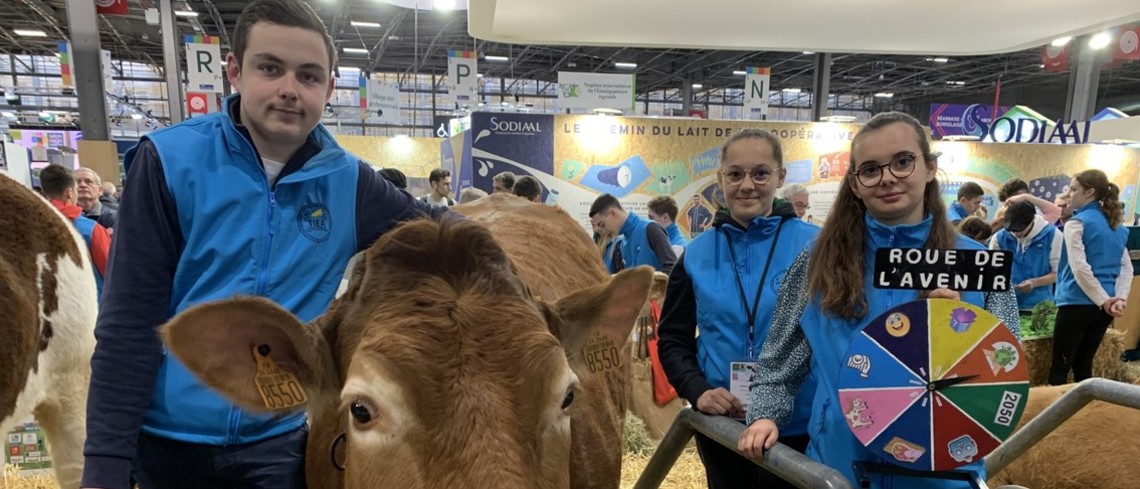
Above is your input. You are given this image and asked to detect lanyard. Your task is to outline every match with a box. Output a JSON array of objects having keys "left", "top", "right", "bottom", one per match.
[{"left": 724, "top": 220, "right": 785, "bottom": 361}]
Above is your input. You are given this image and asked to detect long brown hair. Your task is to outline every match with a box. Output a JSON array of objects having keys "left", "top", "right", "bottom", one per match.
[
  {"left": 1073, "top": 169, "right": 1124, "bottom": 228},
  {"left": 807, "top": 112, "right": 957, "bottom": 320}
]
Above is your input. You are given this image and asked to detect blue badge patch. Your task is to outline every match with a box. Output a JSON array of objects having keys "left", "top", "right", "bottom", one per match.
[{"left": 298, "top": 203, "right": 331, "bottom": 243}]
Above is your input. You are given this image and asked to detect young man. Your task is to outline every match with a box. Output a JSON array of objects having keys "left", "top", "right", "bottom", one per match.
[
  {"left": 420, "top": 168, "right": 455, "bottom": 206},
  {"left": 76, "top": 168, "right": 118, "bottom": 232},
  {"left": 39, "top": 164, "right": 110, "bottom": 299},
  {"left": 492, "top": 171, "right": 516, "bottom": 194},
  {"left": 687, "top": 194, "right": 713, "bottom": 236},
  {"left": 989, "top": 201, "right": 1063, "bottom": 314},
  {"left": 512, "top": 175, "right": 542, "bottom": 202},
  {"left": 948, "top": 181, "right": 984, "bottom": 224},
  {"left": 589, "top": 193, "right": 677, "bottom": 274},
  {"left": 80, "top": 2, "right": 447, "bottom": 489},
  {"left": 647, "top": 195, "right": 687, "bottom": 249}
]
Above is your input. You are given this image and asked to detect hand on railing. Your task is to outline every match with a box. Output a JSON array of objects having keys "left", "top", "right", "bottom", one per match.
[
  {"left": 738, "top": 418, "right": 780, "bottom": 460},
  {"left": 696, "top": 387, "right": 744, "bottom": 417}
]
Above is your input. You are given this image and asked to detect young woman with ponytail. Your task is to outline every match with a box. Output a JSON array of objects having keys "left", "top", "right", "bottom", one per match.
[
  {"left": 1048, "top": 169, "right": 1133, "bottom": 385},
  {"left": 737, "top": 112, "right": 1020, "bottom": 488}
]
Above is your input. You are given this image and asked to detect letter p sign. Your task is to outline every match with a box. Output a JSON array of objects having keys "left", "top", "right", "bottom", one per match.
[{"left": 456, "top": 64, "right": 470, "bottom": 83}]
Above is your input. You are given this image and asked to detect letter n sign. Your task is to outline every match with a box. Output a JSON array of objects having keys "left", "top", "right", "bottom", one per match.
[{"left": 185, "top": 35, "right": 224, "bottom": 93}]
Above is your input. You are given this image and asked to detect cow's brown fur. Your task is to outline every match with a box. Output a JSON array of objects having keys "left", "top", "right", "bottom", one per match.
[
  {"left": 987, "top": 382, "right": 1140, "bottom": 489},
  {"left": 0, "top": 175, "right": 81, "bottom": 420},
  {"left": 165, "top": 194, "right": 651, "bottom": 489}
]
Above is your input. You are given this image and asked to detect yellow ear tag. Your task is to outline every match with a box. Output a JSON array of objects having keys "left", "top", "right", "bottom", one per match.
[
  {"left": 581, "top": 332, "right": 622, "bottom": 374},
  {"left": 253, "top": 344, "right": 309, "bottom": 409}
]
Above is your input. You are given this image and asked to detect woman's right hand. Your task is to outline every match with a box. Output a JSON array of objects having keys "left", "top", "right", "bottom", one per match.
[
  {"left": 738, "top": 419, "right": 780, "bottom": 460},
  {"left": 1104, "top": 298, "right": 1126, "bottom": 317}
]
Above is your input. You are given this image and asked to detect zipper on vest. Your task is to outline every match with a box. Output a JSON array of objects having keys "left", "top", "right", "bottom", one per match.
[
  {"left": 226, "top": 405, "right": 242, "bottom": 445},
  {"left": 256, "top": 192, "right": 277, "bottom": 296}
]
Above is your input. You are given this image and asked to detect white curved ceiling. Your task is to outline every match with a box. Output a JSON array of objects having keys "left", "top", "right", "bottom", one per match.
[{"left": 469, "top": 0, "right": 1140, "bottom": 56}]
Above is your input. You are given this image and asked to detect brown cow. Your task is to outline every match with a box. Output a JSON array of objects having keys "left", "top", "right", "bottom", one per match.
[
  {"left": 0, "top": 171, "right": 97, "bottom": 488},
  {"left": 987, "top": 382, "right": 1140, "bottom": 489},
  {"left": 163, "top": 194, "right": 653, "bottom": 489}
]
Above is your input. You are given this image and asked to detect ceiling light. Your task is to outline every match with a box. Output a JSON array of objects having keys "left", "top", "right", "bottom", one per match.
[
  {"left": 1089, "top": 32, "right": 1111, "bottom": 49},
  {"left": 434, "top": 0, "right": 456, "bottom": 10},
  {"left": 875, "top": 92, "right": 894, "bottom": 98},
  {"left": 782, "top": 88, "right": 802, "bottom": 93},
  {"left": 131, "top": 114, "right": 143, "bottom": 120},
  {"left": 351, "top": 21, "right": 381, "bottom": 28},
  {"left": 932, "top": 57, "right": 949, "bottom": 63},
  {"left": 614, "top": 62, "right": 637, "bottom": 69},
  {"left": 1051, "top": 36, "right": 1072, "bottom": 47},
  {"left": 477, "top": 73, "right": 484, "bottom": 77},
  {"left": 174, "top": 10, "right": 198, "bottom": 17},
  {"left": 691, "top": 83, "right": 703, "bottom": 89},
  {"left": 0, "top": 111, "right": 15, "bottom": 118},
  {"left": 802, "top": 51, "right": 815, "bottom": 55},
  {"left": 946, "top": 80, "right": 966, "bottom": 86},
  {"left": 1039, "top": 64, "right": 1046, "bottom": 69},
  {"left": 820, "top": 115, "right": 857, "bottom": 123},
  {"left": 484, "top": 55, "right": 509, "bottom": 62},
  {"left": 733, "top": 70, "right": 747, "bottom": 76},
  {"left": 14, "top": 29, "right": 47, "bottom": 37},
  {"left": 343, "top": 47, "right": 369, "bottom": 54}
]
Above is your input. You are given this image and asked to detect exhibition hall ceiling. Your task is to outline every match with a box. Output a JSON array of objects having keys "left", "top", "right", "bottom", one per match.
[
  {"left": 1, "top": 0, "right": 1139, "bottom": 110},
  {"left": 471, "top": 0, "right": 1140, "bottom": 56}
]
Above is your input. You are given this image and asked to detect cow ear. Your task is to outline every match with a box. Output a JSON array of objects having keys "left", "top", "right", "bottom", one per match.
[
  {"left": 550, "top": 266, "right": 654, "bottom": 355},
  {"left": 161, "top": 297, "right": 340, "bottom": 413},
  {"left": 650, "top": 271, "right": 669, "bottom": 302}
]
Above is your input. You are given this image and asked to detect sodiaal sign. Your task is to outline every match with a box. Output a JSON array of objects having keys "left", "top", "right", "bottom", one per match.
[{"left": 558, "top": 72, "right": 635, "bottom": 113}]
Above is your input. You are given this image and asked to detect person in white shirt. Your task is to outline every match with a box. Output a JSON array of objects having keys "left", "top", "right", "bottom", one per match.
[
  {"left": 420, "top": 168, "right": 455, "bottom": 207},
  {"left": 989, "top": 201, "right": 1064, "bottom": 314}
]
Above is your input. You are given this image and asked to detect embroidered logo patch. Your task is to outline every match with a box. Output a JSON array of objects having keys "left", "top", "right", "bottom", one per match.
[{"left": 298, "top": 203, "right": 331, "bottom": 243}]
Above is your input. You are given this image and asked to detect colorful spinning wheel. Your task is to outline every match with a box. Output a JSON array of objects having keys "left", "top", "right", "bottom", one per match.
[{"left": 837, "top": 299, "right": 1029, "bottom": 472}]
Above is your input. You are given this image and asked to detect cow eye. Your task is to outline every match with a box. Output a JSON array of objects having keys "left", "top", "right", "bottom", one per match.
[
  {"left": 561, "top": 388, "right": 575, "bottom": 410},
  {"left": 349, "top": 400, "right": 374, "bottom": 425}
]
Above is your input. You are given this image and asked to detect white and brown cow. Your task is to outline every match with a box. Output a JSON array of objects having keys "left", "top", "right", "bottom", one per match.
[
  {"left": 163, "top": 193, "right": 653, "bottom": 489},
  {"left": 0, "top": 171, "right": 97, "bottom": 488}
]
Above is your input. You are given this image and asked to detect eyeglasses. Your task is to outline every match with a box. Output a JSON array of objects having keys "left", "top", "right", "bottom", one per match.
[
  {"left": 850, "top": 152, "right": 935, "bottom": 187},
  {"left": 720, "top": 167, "right": 776, "bottom": 185},
  {"left": 793, "top": 202, "right": 811, "bottom": 210}
]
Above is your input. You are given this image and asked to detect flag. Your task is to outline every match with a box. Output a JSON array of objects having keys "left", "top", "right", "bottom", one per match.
[
  {"left": 1042, "top": 44, "right": 1069, "bottom": 73},
  {"left": 96, "top": 0, "right": 129, "bottom": 15}
]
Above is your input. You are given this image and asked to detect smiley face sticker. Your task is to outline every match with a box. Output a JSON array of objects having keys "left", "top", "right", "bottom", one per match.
[{"left": 885, "top": 312, "right": 911, "bottom": 337}]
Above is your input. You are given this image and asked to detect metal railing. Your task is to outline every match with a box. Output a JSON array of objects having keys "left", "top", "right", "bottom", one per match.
[
  {"left": 632, "top": 408, "right": 854, "bottom": 489},
  {"left": 985, "top": 378, "right": 1140, "bottom": 476}
]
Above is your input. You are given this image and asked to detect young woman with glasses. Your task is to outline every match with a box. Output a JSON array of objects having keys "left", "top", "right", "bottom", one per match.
[
  {"left": 658, "top": 128, "right": 821, "bottom": 489},
  {"left": 737, "top": 113, "right": 1020, "bottom": 488}
]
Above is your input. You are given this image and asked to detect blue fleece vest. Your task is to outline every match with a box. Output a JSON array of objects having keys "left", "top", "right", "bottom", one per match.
[
  {"left": 72, "top": 215, "right": 104, "bottom": 299},
  {"left": 136, "top": 96, "right": 360, "bottom": 445},
  {"left": 947, "top": 202, "right": 969, "bottom": 222},
  {"left": 665, "top": 222, "right": 687, "bottom": 248},
  {"left": 1055, "top": 202, "right": 1128, "bottom": 306},
  {"left": 800, "top": 214, "right": 989, "bottom": 488},
  {"left": 615, "top": 213, "right": 664, "bottom": 272},
  {"left": 994, "top": 225, "right": 1057, "bottom": 310},
  {"left": 685, "top": 214, "right": 820, "bottom": 435}
]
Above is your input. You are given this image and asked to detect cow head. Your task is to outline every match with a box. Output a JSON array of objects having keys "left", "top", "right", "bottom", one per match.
[{"left": 162, "top": 219, "right": 653, "bottom": 489}]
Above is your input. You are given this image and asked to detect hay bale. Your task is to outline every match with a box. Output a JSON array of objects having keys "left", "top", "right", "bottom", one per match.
[
  {"left": 1, "top": 465, "right": 57, "bottom": 489},
  {"left": 623, "top": 412, "right": 655, "bottom": 456},
  {"left": 621, "top": 447, "right": 706, "bottom": 489},
  {"left": 1022, "top": 329, "right": 1128, "bottom": 386}
]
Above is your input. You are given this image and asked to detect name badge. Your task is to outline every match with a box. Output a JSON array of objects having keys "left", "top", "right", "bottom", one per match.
[{"left": 729, "top": 361, "right": 759, "bottom": 420}]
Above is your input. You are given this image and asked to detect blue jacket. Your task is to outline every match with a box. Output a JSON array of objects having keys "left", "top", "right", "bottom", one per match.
[
  {"left": 687, "top": 205, "right": 818, "bottom": 435},
  {"left": 665, "top": 222, "right": 687, "bottom": 248},
  {"left": 994, "top": 224, "right": 1057, "bottom": 310},
  {"left": 610, "top": 213, "right": 676, "bottom": 274},
  {"left": 1055, "top": 202, "right": 1128, "bottom": 306},
  {"left": 72, "top": 215, "right": 105, "bottom": 298},
  {"left": 947, "top": 202, "right": 970, "bottom": 223},
  {"left": 82, "top": 95, "right": 447, "bottom": 489}
]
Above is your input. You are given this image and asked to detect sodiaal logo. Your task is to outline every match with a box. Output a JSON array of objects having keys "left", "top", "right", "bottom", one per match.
[{"left": 490, "top": 116, "right": 543, "bottom": 136}]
